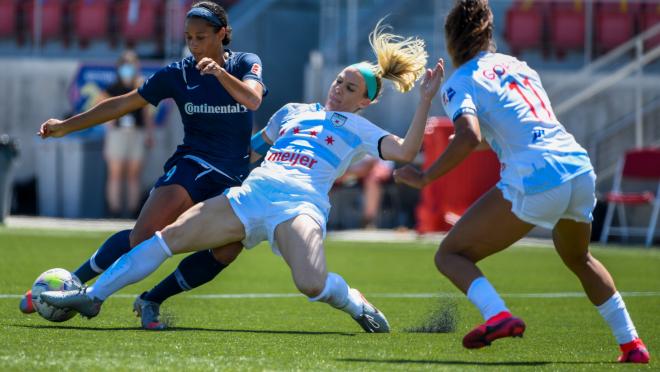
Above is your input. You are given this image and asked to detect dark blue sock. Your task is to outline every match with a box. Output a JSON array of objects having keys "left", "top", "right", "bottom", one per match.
[
  {"left": 73, "top": 229, "right": 132, "bottom": 283},
  {"left": 143, "top": 249, "right": 228, "bottom": 304}
]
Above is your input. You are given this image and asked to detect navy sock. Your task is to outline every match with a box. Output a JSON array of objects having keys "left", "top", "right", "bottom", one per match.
[
  {"left": 143, "top": 249, "right": 228, "bottom": 304},
  {"left": 73, "top": 229, "right": 132, "bottom": 283}
]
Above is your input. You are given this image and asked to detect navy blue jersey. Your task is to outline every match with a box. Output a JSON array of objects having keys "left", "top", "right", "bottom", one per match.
[{"left": 138, "top": 50, "right": 266, "bottom": 181}]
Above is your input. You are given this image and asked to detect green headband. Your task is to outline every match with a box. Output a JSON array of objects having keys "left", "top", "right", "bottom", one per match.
[{"left": 351, "top": 63, "right": 377, "bottom": 101}]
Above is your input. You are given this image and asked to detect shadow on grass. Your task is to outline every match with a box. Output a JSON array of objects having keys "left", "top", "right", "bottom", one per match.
[
  {"left": 338, "top": 358, "right": 617, "bottom": 366},
  {"left": 13, "top": 324, "right": 355, "bottom": 336}
]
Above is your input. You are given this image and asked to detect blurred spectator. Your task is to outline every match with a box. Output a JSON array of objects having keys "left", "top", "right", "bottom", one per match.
[
  {"left": 334, "top": 155, "right": 394, "bottom": 229},
  {"left": 103, "top": 50, "right": 154, "bottom": 218}
]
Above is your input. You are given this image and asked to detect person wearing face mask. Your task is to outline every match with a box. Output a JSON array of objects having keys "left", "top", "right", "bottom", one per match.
[{"left": 103, "top": 50, "right": 155, "bottom": 219}]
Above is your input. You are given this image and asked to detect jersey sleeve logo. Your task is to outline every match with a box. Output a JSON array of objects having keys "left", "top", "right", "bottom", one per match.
[
  {"left": 250, "top": 63, "right": 262, "bottom": 77},
  {"left": 442, "top": 87, "right": 456, "bottom": 105},
  {"left": 330, "top": 113, "right": 347, "bottom": 128}
]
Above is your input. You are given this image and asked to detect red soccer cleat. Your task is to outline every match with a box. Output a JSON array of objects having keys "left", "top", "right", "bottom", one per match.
[
  {"left": 618, "top": 338, "right": 650, "bottom": 363},
  {"left": 462, "top": 311, "right": 526, "bottom": 349},
  {"left": 19, "top": 290, "right": 35, "bottom": 314}
]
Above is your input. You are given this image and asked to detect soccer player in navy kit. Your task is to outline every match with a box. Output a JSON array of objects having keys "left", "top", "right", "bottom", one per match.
[{"left": 29, "top": 1, "right": 266, "bottom": 330}]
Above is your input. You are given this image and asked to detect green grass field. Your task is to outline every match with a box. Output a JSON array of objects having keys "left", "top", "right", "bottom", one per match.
[{"left": 0, "top": 227, "right": 658, "bottom": 371}]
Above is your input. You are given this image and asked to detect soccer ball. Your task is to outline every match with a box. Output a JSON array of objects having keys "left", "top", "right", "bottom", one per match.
[{"left": 31, "top": 268, "right": 82, "bottom": 322}]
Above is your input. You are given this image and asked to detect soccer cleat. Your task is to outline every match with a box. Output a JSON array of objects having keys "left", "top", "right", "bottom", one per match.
[
  {"left": 19, "top": 290, "right": 35, "bottom": 314},
  {"left": 462, "top": 311, "right": 526, "bottom": 349},
  {"left": 133, "top": 292, "right": 166, "bottom": 330},
  {"left": 351, "top": 289, "right": 390, "bottom": 333},
  {"left": 618, "top": 338, "right": 650, "bottom": 363},
  {"left": 39, "top": 286, "right": 102, "bottom": 319}
]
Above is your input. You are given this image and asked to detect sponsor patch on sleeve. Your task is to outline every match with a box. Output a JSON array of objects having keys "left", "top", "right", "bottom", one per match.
[{"left": 250, "top": 63, "right": 262, "bottom": 77}]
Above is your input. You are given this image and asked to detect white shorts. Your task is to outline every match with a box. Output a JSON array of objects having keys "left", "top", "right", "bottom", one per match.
[
  {"left": 225, "top": 177, "right": 327, "bottom": 255},
  {"left": 500, "top": 170, "right": 597, "bottom": 229}
]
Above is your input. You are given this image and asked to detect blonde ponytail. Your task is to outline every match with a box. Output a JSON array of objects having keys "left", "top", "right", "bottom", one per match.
[{"left": 364, "top": 20, "right": 428, "bottom": 96}]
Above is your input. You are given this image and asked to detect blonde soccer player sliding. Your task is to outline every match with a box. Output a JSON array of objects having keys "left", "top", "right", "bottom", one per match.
[
  {"left": 42, "top": 21, "right": 444, "bottom": 333},
  {"left": 395, "top": 0, "right": 649, "bottom": 363}
]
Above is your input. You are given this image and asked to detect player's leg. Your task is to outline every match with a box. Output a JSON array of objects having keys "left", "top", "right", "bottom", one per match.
[
  {"left": 134, "top": 243, "right": 243, "bottom": 329},
  {"left": 274, "top": 215, "right": 389, "bottom": 333},
  {"left": 552, "top": 173, "right": 648, "bottom": 363},
  {"left": 40, "top": 195, "right": 246, "bottom": 317},
  {"left": 436, "top": 187, "right": 533, "bottom": 348},
  {"left": 133, "top": 161, "right": 248, "bottom": 329},
  {"left": 20, "top": 183, "right": 187, "bottom": 315},
  {"left": 76, "top": 184, "right": 193, "bottom": 283}
]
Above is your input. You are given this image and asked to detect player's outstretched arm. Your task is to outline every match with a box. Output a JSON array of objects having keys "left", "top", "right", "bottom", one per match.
[
  {"left": 38, "top": 90, "right": 148, "bottom": 139},
  {"left": 394, "top": 114, "right": 481, "bottom": 189},
  {"left": 380, "top": 59, "right": 444, "bottom": 163}
]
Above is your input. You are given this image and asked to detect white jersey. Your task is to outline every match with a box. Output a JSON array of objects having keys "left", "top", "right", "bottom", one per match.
[
  {"left": 246, "top": 103, "right": 389, "bottom": 215},
  {"left": 441, "top": 52, "right": 593, "bottom": 195}
]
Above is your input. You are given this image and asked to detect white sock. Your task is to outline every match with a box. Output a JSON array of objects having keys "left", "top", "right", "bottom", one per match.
[
  {"left": 86, "top": 232, "right": 172, "bottom": 301},
  {"left": 596, "top": 292, "right": 638, "bottom": 344},
  {"left": 467, "top": 276, "right": 508, "bottom": 321},
  {"left": 308, "top": 272, "right": 363, "bottom": 318}
]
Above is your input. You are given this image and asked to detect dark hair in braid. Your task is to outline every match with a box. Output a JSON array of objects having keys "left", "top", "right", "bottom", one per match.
[
  {"left": 190, "top": 1, "right": 232, "bottom": 45},
  {"left": 444, "top": 0, "right": 496, "bottom": 67}
]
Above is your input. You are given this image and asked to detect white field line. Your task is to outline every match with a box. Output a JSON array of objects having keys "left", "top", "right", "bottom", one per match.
[{"left": 1, "top": 291, "right": 659, "bottom": 300}]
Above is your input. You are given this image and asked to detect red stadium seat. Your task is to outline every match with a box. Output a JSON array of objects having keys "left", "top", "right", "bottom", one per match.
[
  {"left": 641, "top": 2, "right": 660, "bottom": 50},
  {"left": 600, "top": 148, "right": 660, "bottom": 247},
  {"left": 0, "top": 0, "right": 18, "bottom": 39},
  {"left": 595, "top": 1, "right": 638, "bottom": 54},
  {"left": 504, "top": 1, "right": 546, "bottom": 56},
  {"left": 549, "top": 1, "right": 585, "bottom": 58},
  {"left": 23, "top": 0, "right": 65, "bottom": 43},
  {"left": 116, "top": 0, "right": 163, "bottom": 44},
  {"left": 72, "top": 0, "right": 112, "bottom": 48}
]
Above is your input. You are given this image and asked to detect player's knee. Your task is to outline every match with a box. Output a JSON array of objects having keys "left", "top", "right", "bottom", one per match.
[
  {"left": 293, "top": 276, "right": 324, "bottom": 298},
  {"left": 434, "top": 248, "right": 451, "bottom": 275},
  {"left": 129, "top": 227, "right": 156, "bottom": 248},
  {"left": 210, "top": 243, "right": 242, "bottom": 264}
]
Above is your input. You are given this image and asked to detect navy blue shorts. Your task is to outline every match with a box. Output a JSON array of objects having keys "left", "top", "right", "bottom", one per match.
[{"left": 153, "top": 157, "right": 242, "bottom": 203}]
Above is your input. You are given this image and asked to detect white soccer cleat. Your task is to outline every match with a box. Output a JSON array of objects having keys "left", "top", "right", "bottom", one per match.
[{"left": 350, "top": 289, "right": 390, "bottom": 333}]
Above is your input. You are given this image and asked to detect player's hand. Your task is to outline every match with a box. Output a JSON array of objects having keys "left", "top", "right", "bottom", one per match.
[
  {"left": 38, "top": 119, "right": 68, "bottom": 139},
  {"left": 196, "top": 57, "right": 225, "bottom": 78},
  {"left": 393, "top": 165, "right": 427, "bottom": 189},
  {"left": 420, "top": 58, "right": 444, "bottom": 103}
]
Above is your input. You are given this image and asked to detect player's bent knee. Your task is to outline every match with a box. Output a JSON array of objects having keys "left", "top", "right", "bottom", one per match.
[
  {"left": 434, "top": 249, "right": 451, "bottom": 275},
  {"left": 129, "top": 227, "right": 157, "bottom": 248},
  {"left": 293, "top": 277, "right": 324, "bottom": 298},
  {"left": 211, "top": 243, "right": 243, "bottom": 264}
]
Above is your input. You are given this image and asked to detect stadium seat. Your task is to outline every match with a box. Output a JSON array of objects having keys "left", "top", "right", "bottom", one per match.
[
  {"left": 595, "top": 1, "right": 638, "bottom": 54},
  {"left": 116, "top": 0, "right": 163, "bottom": 44},
  {"left": 600, "top": 148, "right": 660, "bottom": 247},
  {"left": 549, "top": 1, "right": 585, "bottom": 58},
  {"left": 504, "top": 1, "right": 546, "bottom": 56},
  {"left": 0, "top": 0, "right": 18, "bottom": 39},
  {"left": 23, "top": 0, "right": 65, "bottom": 43},
  {"left": 72, "top": 0, "right": 111, "bottom": 48},
  {"left": 641, "top": 2, "right": 660, "bottom": 50}
]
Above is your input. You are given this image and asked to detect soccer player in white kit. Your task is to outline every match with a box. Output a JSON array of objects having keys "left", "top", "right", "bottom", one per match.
[
  {"left": 42, "top": 22, "right": 445, "bottom": 333},
  {"left": 395, "top": 0, "right": 649, "bottom": 363}
]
